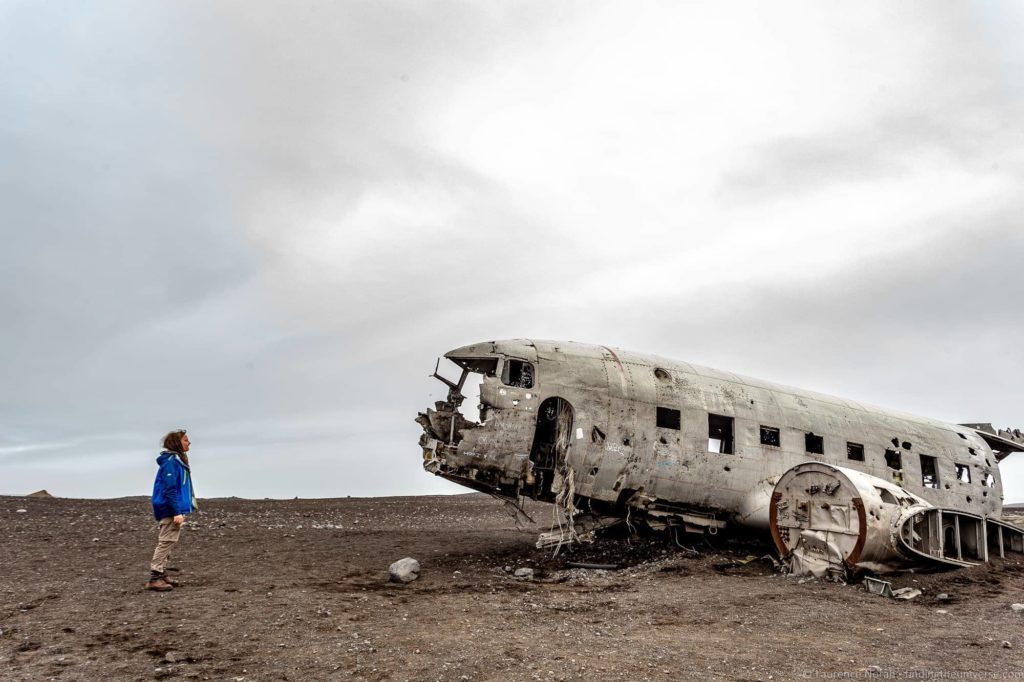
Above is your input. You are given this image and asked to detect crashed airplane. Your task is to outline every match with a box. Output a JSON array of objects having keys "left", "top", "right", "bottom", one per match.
[{"left": 417, "top": 340, "right": 1024, "bottom": 577}]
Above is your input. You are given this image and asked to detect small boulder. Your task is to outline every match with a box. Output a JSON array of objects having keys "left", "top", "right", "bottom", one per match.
[
  {"left": 1011, "top": 603, "right": 1024, "bottom": 613},
  {"left": 513, "top": 567, "right": 535, "bottom": 579},
  {"left": 936, "top": 593, "right": 950, "bottom": 602},
  {"left": 389, "top": 558, "right": 420, "bottom": 583}
]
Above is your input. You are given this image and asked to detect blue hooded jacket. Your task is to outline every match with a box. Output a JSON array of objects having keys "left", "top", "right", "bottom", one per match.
[{"left": 152, "top": 451, "right": 196, "bottom": 520}]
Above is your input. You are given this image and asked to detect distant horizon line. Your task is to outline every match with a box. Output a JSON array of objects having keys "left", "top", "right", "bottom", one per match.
[
  {"left": 0, "top": 490, "right": 485, "bottom": 501},
  {"left": 4, "top": 491, "right": 1024, "bottom": 507}
]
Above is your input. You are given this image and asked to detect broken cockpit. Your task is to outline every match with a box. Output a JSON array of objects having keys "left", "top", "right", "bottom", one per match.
[{"left": 416, "top": 345, "right": 558, "bottom": 501}]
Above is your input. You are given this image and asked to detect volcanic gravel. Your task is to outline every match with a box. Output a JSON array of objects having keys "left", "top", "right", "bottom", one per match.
[{"left": 2, "top": 494, "right": 1024, "bottom": 681}]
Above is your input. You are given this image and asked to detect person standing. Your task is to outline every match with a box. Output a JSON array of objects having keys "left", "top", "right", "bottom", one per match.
[{"left": 146, "top": 429, "right": 197, "bottom": 591}]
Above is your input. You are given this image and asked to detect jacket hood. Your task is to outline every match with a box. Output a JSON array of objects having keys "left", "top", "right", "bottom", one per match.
[{"left": 157, "top": 450, "right": 178, "bottom": 466}]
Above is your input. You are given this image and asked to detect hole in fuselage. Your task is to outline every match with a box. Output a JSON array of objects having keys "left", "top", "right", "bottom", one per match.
[{"left": 529, "top": 397, "right": 574, "bottom": 501}]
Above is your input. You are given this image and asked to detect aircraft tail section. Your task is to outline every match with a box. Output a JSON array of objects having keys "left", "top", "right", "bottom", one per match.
[
  {"left": 770, "top": 462, "right": 1024, "bottom": 577},
  {"left": 896, "top": 508, "right": 1024, "bottom": 567}
]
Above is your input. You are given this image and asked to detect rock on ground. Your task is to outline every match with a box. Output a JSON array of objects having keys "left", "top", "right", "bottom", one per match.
[{"left": 389, "top": 557, "right": 420, "bottom": 583}]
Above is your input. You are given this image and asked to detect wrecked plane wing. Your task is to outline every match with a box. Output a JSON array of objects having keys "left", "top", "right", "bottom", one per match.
[{"left": 416, "top": 340, "right": 1024, "bottom": 575}]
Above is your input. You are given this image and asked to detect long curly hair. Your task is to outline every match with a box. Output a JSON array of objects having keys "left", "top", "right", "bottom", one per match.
[{"left": 162, "top": 430, "right": 190, "bottom": 466}]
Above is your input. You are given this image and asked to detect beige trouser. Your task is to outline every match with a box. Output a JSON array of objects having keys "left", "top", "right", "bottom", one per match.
[{"left": 150, "top": 517, "right": 182, "bottom": 573}]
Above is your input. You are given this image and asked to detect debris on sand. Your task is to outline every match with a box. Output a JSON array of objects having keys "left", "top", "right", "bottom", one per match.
[
  {"left": 1011, "top": 603, "right": 1024, "bottom": 613},
  {"left": 513, "top": 567, "right": 535, "bottom": 579},
  {"left": 565, "top": 561, "right": 620, "bottom": 571},
  {"left": 388, "top": 558, "right": 420, "bottom": 583},
  {"left": 892, "top": 587, "right": 921, "bottom": 601},
  {"left": 865, "top": 577, "right": 893, "bottom": 597}
]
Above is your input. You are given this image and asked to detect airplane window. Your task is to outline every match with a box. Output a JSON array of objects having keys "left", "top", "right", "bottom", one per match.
[
  {"left": 451, "top": 357, "right": 499, "bottom": 376},
  {"left": 920, "top": 455, "right": 939, "bottom": 489},
  {"left": 884, "top": 449, "right": 902, "bottom": 470},
  {"left": 847, "top": 442, "right": 865, "bottom": 461},
  {"left": 956, "top": 463, "right": 971, "bottom": 483},
  {"left": 657, "top": 407, "right": 681, "bottom": 430},
  {"left": 502, "top": 360, "right": 534, "bottom": 388},
  {"left": 760, "top": 426, "right": 780, "bottom": 447},
  {"left": 708, "top": 414, "right": 734, "bottom": 454},
  {"left": 982, "top": 472, "right": 995, "bottom": 487},
  {"left": 805, "top": 433, "right": 824, "bottom": 455}
]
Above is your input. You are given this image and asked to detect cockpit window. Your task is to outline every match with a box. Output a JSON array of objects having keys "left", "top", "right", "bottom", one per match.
[
  {"left": 450, "top": 357, "right": 499, "bottom": 376},
  {"left": 502, "top": 360, "right": 534, "bottom": 388}
]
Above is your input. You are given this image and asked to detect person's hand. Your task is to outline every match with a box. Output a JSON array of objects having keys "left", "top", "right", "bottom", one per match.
[{"left": 172, "top": 515, "right": 185, "bottom": 527}]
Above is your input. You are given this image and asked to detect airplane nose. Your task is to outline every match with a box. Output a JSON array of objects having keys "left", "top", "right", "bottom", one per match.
[{"left": 445, "top": 342, "right": 497, "bottom": 360}]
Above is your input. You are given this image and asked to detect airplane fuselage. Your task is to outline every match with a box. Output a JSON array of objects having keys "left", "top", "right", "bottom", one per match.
[{"left": 417, "top": 340, "right": 1004, "bottom": 535}]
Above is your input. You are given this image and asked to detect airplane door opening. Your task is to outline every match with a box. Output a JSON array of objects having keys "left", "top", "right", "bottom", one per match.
[{"left": 530, "top": 397, "right": 574, "bottom": 500}]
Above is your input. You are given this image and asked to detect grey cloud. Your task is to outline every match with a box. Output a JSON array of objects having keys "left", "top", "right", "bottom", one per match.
[
  {"left": 640, "top": 217, "right": 1024, "bottom": 424},
  {"left": 718, "top": 5, "right": 1024, "bottom": 204},
  {"left": 718, "top": 107, "right": 1024, "bottom": 203},
  {"left": 2, "top": 1, "right": 1022, "bottom": 501}
]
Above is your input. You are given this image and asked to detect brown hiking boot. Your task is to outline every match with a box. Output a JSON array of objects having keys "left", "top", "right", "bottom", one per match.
[
  {"left": 146, "top": 577, "right": 174, "bottom": 591},
  {"left": 159, "top": 573, "right": 180, "bottom": 587}
]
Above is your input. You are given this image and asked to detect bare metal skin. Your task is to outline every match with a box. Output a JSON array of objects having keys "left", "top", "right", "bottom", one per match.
[{"left": 417, "top": 339, "right": 1023, "bottom": 573}]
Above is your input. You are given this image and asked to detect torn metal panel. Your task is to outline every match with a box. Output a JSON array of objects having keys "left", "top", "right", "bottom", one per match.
[
  {"left": 960, "top": 423, "right": 1024, "bottom": 460},
  {"left": 865, "top": 577, "right": 893, "bottom": 597}
]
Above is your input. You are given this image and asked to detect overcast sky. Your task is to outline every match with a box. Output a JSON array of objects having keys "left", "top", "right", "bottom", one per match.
[{"left": 2, "top": 1, "right": 1023, "bottom": 501}]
